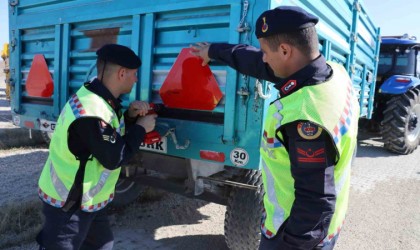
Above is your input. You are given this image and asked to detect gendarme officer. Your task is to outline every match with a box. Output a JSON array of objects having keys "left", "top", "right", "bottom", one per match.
[
  {"left": 191, "top": 6, "right": 359, "bottom": 250},
  {"left": 36, "top": 44, "right": 156, "bottom": 249}
]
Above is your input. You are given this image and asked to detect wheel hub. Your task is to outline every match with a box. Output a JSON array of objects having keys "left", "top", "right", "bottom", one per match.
[
  {"left": 408, "top": 115, "right": 418, "bottom": 132},
  {"left": 407, "top": 104, "right": 420, "bottom": 142}
]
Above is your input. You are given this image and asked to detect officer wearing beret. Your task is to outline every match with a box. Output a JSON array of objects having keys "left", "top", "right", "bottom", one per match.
[
  {"left": 36, "top": 44, "right": 157, "bottom": 249},
  {"left": 192, "top": 6, "right": 359, "bottom": 250}
]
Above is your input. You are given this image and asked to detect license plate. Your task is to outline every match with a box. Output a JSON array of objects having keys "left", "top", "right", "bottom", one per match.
[{"left": 139, "top": 136, "right": 167, "bottom": 153}]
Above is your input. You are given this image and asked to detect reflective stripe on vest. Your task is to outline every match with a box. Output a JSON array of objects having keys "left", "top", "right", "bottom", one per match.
[
  {"left": 69, "top": 94, "right": 87, "bottom": 118},
  {"left": 39, "top": 160, "right": 115, "bottom": 211},
  {"left": 81, "top": 169, "right": 113, "bottom": 204},
  {"left": 38, "top": 86, "right": 123, "bottom": 212},
  {"left": 259, "top": 62, "right": 359, "bottom": 238},
  {"left": 260, "top": 160, "right": 285, "bottom": 239},
  {"left": 49, "top": 161, "right": 68, "bottom": 201},
  {"left": 332, "top": 84, "right": 355, "bottom": 144}
]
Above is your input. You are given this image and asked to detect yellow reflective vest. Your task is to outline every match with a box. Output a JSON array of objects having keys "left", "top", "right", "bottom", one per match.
[
  {"left": 38, "top": 86, "right": 125, "bottom": 212},
  {"left": 260, "top": 62, "right": 359, "bottom": 242}
]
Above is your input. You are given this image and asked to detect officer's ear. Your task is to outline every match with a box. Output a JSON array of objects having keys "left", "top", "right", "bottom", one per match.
[
  {"left": 279, "top": 43, "right": 292, "bottom": 58},
  {"left": 116, "top": 67, "right": 126, "bottom": 80}
]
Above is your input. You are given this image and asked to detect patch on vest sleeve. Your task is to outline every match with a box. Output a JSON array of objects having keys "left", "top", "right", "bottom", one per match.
[
  {"left": 297, "top": 122, "right": 322, "bottom": 140},
  {"left": 295, "top": 141, "right": 327, "bottom": 166},
  {"left": 98, "top": 120, "right": 117, "bottom": 143}
]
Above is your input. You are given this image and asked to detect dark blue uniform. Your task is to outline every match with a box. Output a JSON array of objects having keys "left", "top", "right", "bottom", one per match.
[
  {"left": 209, "top": 43, "right": 340, "bottom": 249},
  {"left": 37, "top": 79, "right": 146, "bottom": 249}
]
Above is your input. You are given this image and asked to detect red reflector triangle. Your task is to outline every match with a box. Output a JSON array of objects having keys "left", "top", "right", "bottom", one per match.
[
  {"left": 159, "top": 48, "right": 223, "bottom": 110},
  {"left": 26, "top": 54, "right": 54, "bottom": 97}
]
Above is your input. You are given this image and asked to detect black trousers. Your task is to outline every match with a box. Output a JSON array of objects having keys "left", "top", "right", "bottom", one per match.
[
  {"left": 259, "top": 232, "right": 339, "bottom": 250},
  {"left": 36, "top": 202, "right": 114, "bottom": 250}
]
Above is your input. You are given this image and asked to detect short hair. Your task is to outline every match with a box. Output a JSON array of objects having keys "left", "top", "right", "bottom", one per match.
[
  {"left": 264, "top": 26, "right": 319, "bottom": 57},
  {"left": 96, "top": 58, "right": 120, "bottom": 79}
]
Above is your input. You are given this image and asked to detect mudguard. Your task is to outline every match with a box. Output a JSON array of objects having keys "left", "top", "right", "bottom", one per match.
[{"left": 380, "top": 75, "right": 420, "bottom": 94}]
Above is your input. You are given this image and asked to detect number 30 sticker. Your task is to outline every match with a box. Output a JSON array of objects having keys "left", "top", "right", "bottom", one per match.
[{"left": 230, "top": 148, "right": 249, "bottom": 167}]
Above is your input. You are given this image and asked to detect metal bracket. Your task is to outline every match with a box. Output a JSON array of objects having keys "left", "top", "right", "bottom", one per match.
[
  {"left": 255, "top": 79, "right": 271, "bottom": 100},
  {"left": 163, "top": 128, "right": 190, "bottom": 150}
]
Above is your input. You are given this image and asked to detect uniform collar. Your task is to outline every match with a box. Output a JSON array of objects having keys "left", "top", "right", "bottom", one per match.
[
  {"left": 84, "top": 78, "right": 122, "bottom": 115},
  {"left": 275, "top": 54, "right": 331, "bottom": 98}
]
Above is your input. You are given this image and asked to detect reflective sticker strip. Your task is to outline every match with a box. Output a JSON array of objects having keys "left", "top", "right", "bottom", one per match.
[
  {"left": 81, "top": 169, "right": 112, "bottom": 204},
  {"left": 333, "top": 82, "right": 354, "bottom": 144},
  {"left": 81, "top": 193, "right": 114, "bottom": 212},
  {"left": 69, "top": 94, "right": 87, "bottom": 118},
  {"left": 38, "top": 188, "right": 65, "bottom": 208},
  {"left": 272, "top": 100, "right": 284, "bottom": 131},
  {"left": 49, "top": 161, "right": 69, "bottom": 201},
  {"left": 260, "top": 160, "right": 285, "bottom": 238}
]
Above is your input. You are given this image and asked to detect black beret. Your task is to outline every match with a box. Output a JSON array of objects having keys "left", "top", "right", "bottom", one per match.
[
  {"left": 255, "top": 6, "right": 319, "bottom": 39},
  {"left": 96, "top": 44, "right": 141, "bottom": 69}
]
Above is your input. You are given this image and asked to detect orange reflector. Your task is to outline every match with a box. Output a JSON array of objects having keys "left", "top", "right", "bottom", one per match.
[
  {"left": 159, "top": 48, "right": 223, "bottom": 110},
  {"left": 200, "top": 150, "right": 225, "bottom": 162},
  {"left": 26, "top": 54, "right": 54, "bottom": 97},
  {"left": 24, "top": 121, "right": 35, "bottom": 129}
]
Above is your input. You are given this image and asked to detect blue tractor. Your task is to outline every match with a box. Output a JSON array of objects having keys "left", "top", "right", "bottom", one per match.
[{"left": 373, "top": 34, "right": 420, "bottom": 154}]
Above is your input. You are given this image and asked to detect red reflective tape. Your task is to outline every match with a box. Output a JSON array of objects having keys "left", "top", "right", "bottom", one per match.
[
  {"left": 200, "top": 150, "right": 225, "bottom": 162},
  {"left": 297, "top": 157, "right": 326, "bottom": 163}
]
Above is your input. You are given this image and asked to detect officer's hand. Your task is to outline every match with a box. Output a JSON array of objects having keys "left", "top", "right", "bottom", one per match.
[
  {"left": 128, "top": 101, "right": 150, "bottom": 117},
  {"left": 136, "top": 114, "right": 157, "bottom": 133},
  {"left": 190, "top": 42, "right": 211, "bottom": 66}
]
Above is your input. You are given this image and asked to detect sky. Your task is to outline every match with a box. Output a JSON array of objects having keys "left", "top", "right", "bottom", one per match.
[{"left": 0, "top": 0, "right": 419, "bottom": 47}]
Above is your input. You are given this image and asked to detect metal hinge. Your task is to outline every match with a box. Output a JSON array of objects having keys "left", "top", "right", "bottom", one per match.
[
  {"left": 237, "top": 0, "right": 250, "bottom": 33},
  {"left": 9, "top": 0, "right": 18, "bottom": 14},
  {"left": 9, "top": 0, "right": 18, "bottom": 6}
]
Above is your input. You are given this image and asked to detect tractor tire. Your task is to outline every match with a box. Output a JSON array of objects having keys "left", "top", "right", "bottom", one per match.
[
  {"left": 224, "top": 169, "right": 264, "bottom": 250},
  {"left": 382, "top": 87, "right": 420, "bottom": 154}
]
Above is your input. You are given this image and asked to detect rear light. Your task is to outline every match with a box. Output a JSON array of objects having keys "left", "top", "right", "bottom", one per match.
[
  {"left": 200, "top": 150, "right": 225, "bottom": 162},
  {"left": 395, "top": 77, "right": 411, "bottom": 83},
  {"left": 24, "top": 121, "right": 35, "bottom": 129}
]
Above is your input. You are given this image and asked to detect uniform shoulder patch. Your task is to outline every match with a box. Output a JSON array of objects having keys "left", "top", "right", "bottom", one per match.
[{"left": 297, "top": 122, "right": 323, "bottom": 140}]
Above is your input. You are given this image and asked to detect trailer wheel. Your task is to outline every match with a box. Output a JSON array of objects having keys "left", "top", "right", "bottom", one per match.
[
  {"left": 110, "top": 165, "right": 146, "bottom": 208},
  {"left": 41, "top": 131, "right": 52, "bottom": 145},
  {"left": 224, "top": 170, "right": 264, "bottom": 250},
  {"left": 111, "top": 178, "right": 145, "bottom": 208},
  {"left": 382, "top": 87, "right": 420, "bottom": 154}
]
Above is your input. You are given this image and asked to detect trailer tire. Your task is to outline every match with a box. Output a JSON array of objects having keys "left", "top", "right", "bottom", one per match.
[
  {"left": 382, "top": 87, "right": 420, "bottom": 154},
  {"left": 224, "top": 170, "right": 264, "bottom": 250},
  {"left": 109, "top": 164, "right": 147, "bottom": 208},
  {"left": 111, "top": 178, "right": 145, "bottom": 208},
  {"left": 41, "top": 131, "right": 52, "bottom": 145}
]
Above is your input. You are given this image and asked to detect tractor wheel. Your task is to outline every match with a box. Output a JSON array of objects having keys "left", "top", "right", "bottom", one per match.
[
  {"left": 382, "top": 87, "right": 420, "bottom": 154},
  {"left": 224, "top": 170, "right": 264, "bottom": 250}
]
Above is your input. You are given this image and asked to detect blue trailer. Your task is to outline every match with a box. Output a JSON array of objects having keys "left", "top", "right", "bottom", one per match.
[
  {"left": 368, "top": 34, "right": 420, "bottom": 154},
  {"left": 7, "top": 0, "right": 380, "bottom": 248}
]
